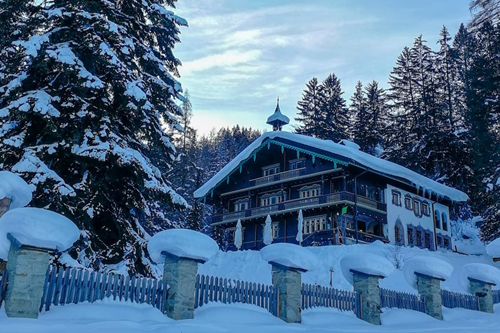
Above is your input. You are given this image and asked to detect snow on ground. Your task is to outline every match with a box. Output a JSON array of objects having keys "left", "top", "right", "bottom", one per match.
[
  {"left": 260, "top": 243, "right": 319, "bottom": 271},
  {"left": 0, "top": 171, "right": 32, "bottom": 208},
  {"left": 458, "top": 263, "right": 500, "bottom": 292},
  {"left": 403, "top": 256, "right": 453, "bottom": 289},
  {"left": 199, "top": 241, "right": 500, "bottom": 294},
  {"left": 486, "top": 238, "right": 500, "bottom": 258},
  {"left": 0, "top": 207, "right": 79, "bottom": 259},
  {"left": 1, "top": 298, "right": 500, "bottom": 333}
]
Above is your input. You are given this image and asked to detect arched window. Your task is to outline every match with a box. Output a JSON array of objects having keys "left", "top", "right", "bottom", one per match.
[
  {"left": 434, "top": 210, "right": 441, "bottom": 229},
  {"left": 442, "top": 213, "right": 448, "bottom": 231},
  {"left": 394, "top": 219, "right": 404, "bottom": 245}
]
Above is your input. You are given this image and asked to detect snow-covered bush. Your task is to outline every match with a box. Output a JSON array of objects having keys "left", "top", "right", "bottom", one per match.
[
  {"left": 260, "top": 243, "right": 318, "bottom": 271},
  {"left": 458, "top": 263, "right": 500, "bottom": 293},
  {"left": 340, "top": 253, "right": 394, "bottom": 285},
  {"left": 0, "top": 171, "right": 32, "bottom": 209},
  {"left": 403, "top": 256, "right": 453, "bottom": 289},
  {"left": 0, "top": 207, "right": 79, "bottom": 259},
  {"left": 486, "top": 238, "right": 500, "bottom": 258},
  {"left": 148, "top": 229, "right": 219, "bottom": 264}
]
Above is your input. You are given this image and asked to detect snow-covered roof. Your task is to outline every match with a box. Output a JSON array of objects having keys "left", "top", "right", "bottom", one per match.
[{"left": 194, "top": 131, "right": 468, "bottom": 202}]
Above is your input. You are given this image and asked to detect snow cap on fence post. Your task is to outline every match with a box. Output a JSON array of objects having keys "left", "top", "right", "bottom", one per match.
[
  {"left": 340, "top": 253, "right": 394, "bottom": 325},
  {"left": 486, "top": 238, "right": 500, "bottom": 263},
  {"left": 148, "top": 229, "right": 219, "bottom": 320},
  {"left": 458, "top": 263, "right": 500, "bottom": 313},
  {"left": 0, "top": 207, "right": 80, "bottom": 319},
  {"left": 261, "top": 243, "right": 317, "bottom": 323},
  {"left": 403, "top": 256, "right": 453, "bottom": 320},
  {"left": 0, "top": 171, "right": 33, "bottom": 219}
]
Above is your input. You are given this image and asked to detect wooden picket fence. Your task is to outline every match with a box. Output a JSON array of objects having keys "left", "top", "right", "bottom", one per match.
[
  {"left": 0, "top": 269, "right": 7, "bottom": 308},
  {"left": 194, "top": 274, "right": 278, "bottom": 316},
  {"left": 493, "top": 290, "right": 500, "bottom": 304},
  {"left": 441, "top": 289, "right": 479, "bottom": 311},
  {"left": 380, "top": 288, "right": 425, "bottom": 313},
  {"left": 301, "top": 283, "right": 361, "bottom": 317},
  {"left": 40, "top": 265, "right": 165, "bottom": 312}
]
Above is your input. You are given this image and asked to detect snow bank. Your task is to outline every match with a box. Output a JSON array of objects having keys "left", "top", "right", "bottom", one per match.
[
  {"left": 148, "top": 229, "right": 219, "bottom": 264},
  {"left": 260, "top": 243, "right": 318, "bottom": 271},
  {"left": 0, "top": 207, "right": 79, "bottom": 259},
  {"left": 403, "top": 256, "right": 453, "bottom": 289},
  {"left": 0, "top": 171, "right": 32, "bottom": 209},
  {"left": 486, "top": 238, "right": 500, "bottom": 258},
  {"left": 340, "top": 253, "right": 394, "bottom": 285},
  {"left": 194, "top": 131, "right": 468, "bottom": 202},
  {"left": 458, "top": 263, "right": 500, "bottom": 293}
]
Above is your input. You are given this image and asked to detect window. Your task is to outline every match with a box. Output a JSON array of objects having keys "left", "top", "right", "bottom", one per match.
[
  {"left": 261, "top": 191, "right": 284, "bottom": 207},
  {"left": 392, "top": 190, "right": 402, "bottom": 206},
  {"left": 416, "top": 230, "right": 422, "bottom": 247},
  {"left": 443, "top": 236, "right": 450, "bottom": 249},
  {"left": 299, "top": 185, "right": 321, "bottom": 199},
  {"left": 437, "top": 234, "right": 444, "bottom": 247},
  {"left": 262, "top": 164, "right": 280, "bottom": 177},
  {"left": 442, "top": 213, "right": 448, "bottom": 231},
  {"left": 407, "top": 226, "right": 414, "bottom": 245},
  {"left": 395, "top": 219, "right": 404, "bottom": 245},
  {"left": 289, "top": 158, "right": 305, "bottom": 170},
  {"left": 234, "top": 199, "right": 249, "bottom": 212},
  {"left": 413, "top": 198, "right": 421, "bottom": 217},
  {"left": 434, "top": 210, "right": 441, "bottom": 229},
  {"left": 422, "top": 202, "right": 430, "bottom": 216},
  {"left": 404, "top": 194, "right": 413, "bottom": 210},
  {"left": 272, "top": 223, "right": 279, "bottom": 239},
  {"left": 303, "top": 216, "right": 327, "bottom": 234},
  {"left": 424, "top": 232, "right": 431, "bottom": 250}
]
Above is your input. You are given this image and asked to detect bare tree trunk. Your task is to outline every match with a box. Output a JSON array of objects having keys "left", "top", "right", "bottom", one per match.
[{"left": 0, "top": 197, "right": 11, "bottom": 219}]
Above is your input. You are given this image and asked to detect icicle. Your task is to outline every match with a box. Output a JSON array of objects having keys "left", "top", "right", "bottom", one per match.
[
  {"left": 312, "top": 155, "right": 316, "bottom": 164},
  {"left": 281, "top": 145, "right": 284, "bottom": 154},
  {"left": 240, "top": 164, "right": 242, "bottom": 173},
  {"left": 297, "top": 150, "right": 300, "bottom": 159}
]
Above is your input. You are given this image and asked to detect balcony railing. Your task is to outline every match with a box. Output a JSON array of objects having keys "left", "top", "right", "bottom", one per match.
[
  {"left": 213, "top": 191, "right": 387, "bottom": 224},
  {"left": 250, "top": 168, "right": 308, "bottom": 187}
]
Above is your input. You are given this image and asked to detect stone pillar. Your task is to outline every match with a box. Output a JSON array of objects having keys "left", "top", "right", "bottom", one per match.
[
  {"left": 351, "top": 269, "right": 383, "bottom": 325},
  {"left": 162, "top": 252, "right": 200, "bottom": 320},
  {"left": 271, "top": 263, "right": 302, "bottom": 323},
  {"left": 469, "top": 277, "right": 494, "bottom": 313},
  {"left": 5, "top": 240, "right": 51, "bottom": 318},
  {"left": 416, "top": 272, "right": 444, "bottom": 320},
  {"left": 0, "top": 197, "right": 11, "bottom": 219}
]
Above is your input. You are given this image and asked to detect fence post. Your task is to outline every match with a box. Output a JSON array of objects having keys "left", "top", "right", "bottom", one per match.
[
  {"left": 350, "top": 269, "right": 383, "bottom": 325},
  {"left": 162, "top": 251, "right": 202, "bottom": 320},
  {"left": 468, "top": 277, "right": 495, "bottom": 313},
  {"left": 4, "top": 234, "right": 51, "bottom": 318},
  {"left": 416, "top": 272, "right": 444, "bottom": 320},
  {"left": 270, "top": 262, "right": 303, "bottom": 323}
]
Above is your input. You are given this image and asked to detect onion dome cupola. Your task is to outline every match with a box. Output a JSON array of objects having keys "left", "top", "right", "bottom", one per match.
[{"left": 266, "top": 97, "right": 290, "bottom": 131}]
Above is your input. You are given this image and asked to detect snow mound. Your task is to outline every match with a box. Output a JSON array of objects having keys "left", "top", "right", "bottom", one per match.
[
  {"left": 486, "top": 238, "right": 500, "bottom": 258},
  {"left": 458, "top": 263, "right": 500, "bottom": 292},
  {"left": 260, "top": 243, "right": 318, "bottom": 271},
  {"left": 148, "top": 229, "right": 219, "bottom": 264},
  {"left": 0, "top": 171, "right": 32, "bottom": 209},
  {"left": 0, "top": 207, "right": 79, "bottom": 259},
  {"left": 403, "top": 256, "right": 453, "bottom": 289},
  {"left": 339, "top": 139, "right": 360, "bottom": 150},
  {"left": 340, "top": 253, "right": 394, "bottom": 285}
]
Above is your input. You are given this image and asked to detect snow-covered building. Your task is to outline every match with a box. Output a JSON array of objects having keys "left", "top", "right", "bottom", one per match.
[{"left": 194, "top": 102, "right": 468, "bottom": 251}]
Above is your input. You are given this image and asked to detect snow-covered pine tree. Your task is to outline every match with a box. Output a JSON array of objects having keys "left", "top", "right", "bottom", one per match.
[
  {"left": 295, "top": 77, "right": 324, "bottom": 138},
  {"left": 436, "top": 26, "right": 456, "bottom": 130},
  {"left": 361, "top": 80, "right": 388, "bottom": 156},
  {"left": 349, "top": 81, "right": 367, "bottom": 143},
  {"left": 0, "top": 0, "right": 188, "bottom": 275},
  {"left": 469, "top": 0, "right": 500, "bottom": 28},
  {"left": 319, "top": 73, "right": 348, "bottom": 142}
]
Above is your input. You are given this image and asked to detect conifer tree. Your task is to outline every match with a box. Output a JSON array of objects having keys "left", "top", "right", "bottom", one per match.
[
  {"left": 295, "top": 77, "right": 323, "bottom": 138},
  {"left": 319, "top": 73, "right": 348, "bottom": 142},
  {"left": 349, "top": 81, "right": 367, "bottom": 143},
  {"left": 0, "top": 0, "right": 188, "bottom": 275},
  {"left": 362, "top": 80, "right": 388, "bottom": 156}
]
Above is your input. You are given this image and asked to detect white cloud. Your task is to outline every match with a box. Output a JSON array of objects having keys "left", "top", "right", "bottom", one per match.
[{"left": 181, "top": 50, "right": 262, "bottom": 74}]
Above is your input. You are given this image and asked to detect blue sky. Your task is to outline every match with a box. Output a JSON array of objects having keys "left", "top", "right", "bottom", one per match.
[{"left": 174, "top": 0, "right": 472, "bottom": 136}]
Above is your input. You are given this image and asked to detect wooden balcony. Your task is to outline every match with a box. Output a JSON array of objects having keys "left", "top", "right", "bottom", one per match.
[
  {"left": 212, "top": 191, "right": 387, "bottom": 225},
  {"left": 250, "top": 168, "right": 308, "bottom": 187}
]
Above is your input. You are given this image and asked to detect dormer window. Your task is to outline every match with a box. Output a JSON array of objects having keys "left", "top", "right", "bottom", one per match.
[
  {"left": 391, "top": 190, "right": 401, "bottom": 206},
  {"left": 299, "top": 184, "right": 321, "bottom": 199},
  {"left": 289, "top": 158, "right": 306, "bottom": 170},
  {"left": 262, "top": 164, "right": 280, "bottom": 177},
  {"left": 234, "top": 199, "right": 249, "bottom": 212},
  {"left": 404, "top": 194, "right": 412, "bottom": 210}
]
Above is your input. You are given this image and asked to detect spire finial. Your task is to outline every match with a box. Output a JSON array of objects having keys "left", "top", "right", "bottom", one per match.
[{"left": 267, "top": 97, "right": 289, "bottom": 131}]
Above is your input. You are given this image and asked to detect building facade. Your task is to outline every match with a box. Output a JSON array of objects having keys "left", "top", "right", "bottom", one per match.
[{"left": 194, "top": 105, "right": 467, "bottom": 252}]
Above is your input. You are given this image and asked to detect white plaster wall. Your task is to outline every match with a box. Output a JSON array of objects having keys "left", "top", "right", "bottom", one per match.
[{"left": 385, "top": 185, "right": 435, "bottom": 246}]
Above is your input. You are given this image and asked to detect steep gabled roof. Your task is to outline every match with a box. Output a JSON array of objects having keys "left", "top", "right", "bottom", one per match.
[{"left": 194, "top": 131, "right": 468, "bottom": 202}]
